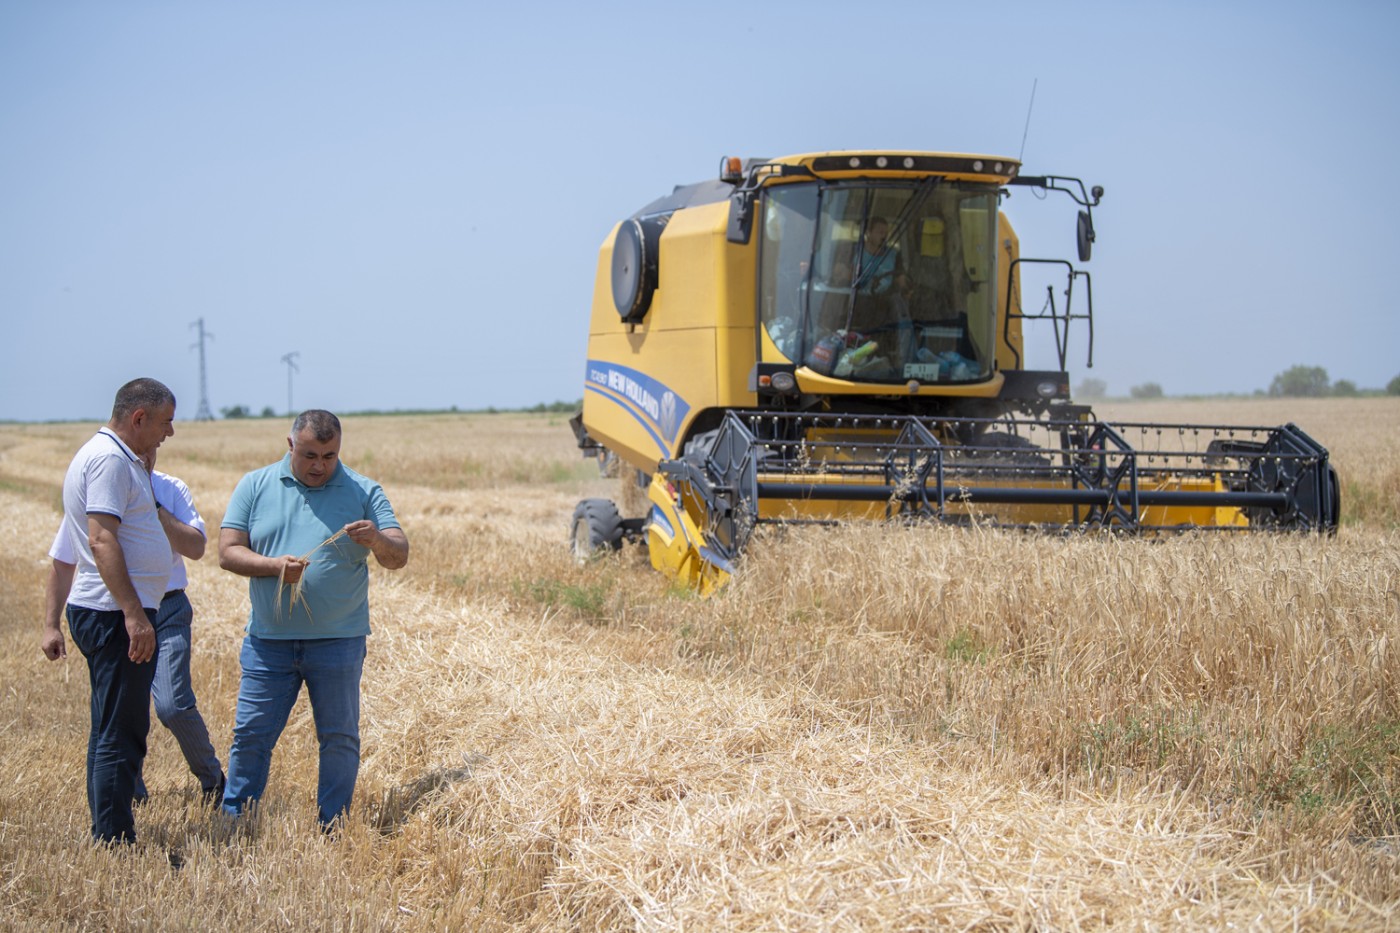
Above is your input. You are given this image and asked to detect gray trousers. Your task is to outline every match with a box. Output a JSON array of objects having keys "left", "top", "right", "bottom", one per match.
[{"left": 135, "top": 590, "right": 223, "bottom": 796}]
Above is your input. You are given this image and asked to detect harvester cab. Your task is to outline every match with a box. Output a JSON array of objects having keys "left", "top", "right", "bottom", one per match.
[{"left": 571, "top": 151, "right": 1339, "bottom": 592}]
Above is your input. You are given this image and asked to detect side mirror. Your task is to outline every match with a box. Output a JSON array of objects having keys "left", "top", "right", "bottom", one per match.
[
  {"left": 1076, "top": 210, "right": 1095, "bottom": 262},
  {"left": 727, "top": 190, "right": 755, "bottom": 244}
]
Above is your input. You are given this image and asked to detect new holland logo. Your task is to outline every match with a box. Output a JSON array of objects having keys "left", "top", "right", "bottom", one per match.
[
  {"left": 660, "top": 391, "right": 678, "bottom": 442},
  {"left": 583, "top": 360, "right": 693, "bottom": 453}
]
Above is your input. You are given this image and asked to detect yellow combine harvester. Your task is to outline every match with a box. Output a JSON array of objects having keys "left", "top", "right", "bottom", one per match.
[{"left": 570, "top": 151, "right": 1339, "bottom": 591}]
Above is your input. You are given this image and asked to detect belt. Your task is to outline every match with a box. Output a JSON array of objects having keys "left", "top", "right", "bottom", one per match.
[{"left": 162, "top": 588, "right": 185, "bottom": 602}]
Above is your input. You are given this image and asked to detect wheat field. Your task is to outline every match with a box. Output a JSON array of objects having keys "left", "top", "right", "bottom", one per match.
[{"left": 0, "top": 398, "right": 1396, "bottom": 930}]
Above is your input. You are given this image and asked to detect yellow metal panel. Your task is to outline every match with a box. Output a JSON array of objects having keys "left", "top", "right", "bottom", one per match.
[
  {"left": 587, "top": 225, "right": 623, "bottom": 336},
  {"left": 654, "top": 203, "right": 726, "bottom": 330},
  {"left": 583, "top": 332, "right": 713, "bottom": 472},
  {"left": 645, "top": 474, "right": 729, "bottom": 594},
  {"left": 995, "top": 212, "right": 1023, "bottom": 373}
]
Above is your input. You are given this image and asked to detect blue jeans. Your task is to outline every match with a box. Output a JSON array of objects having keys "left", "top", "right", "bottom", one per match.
[
  {"left": 66, "top": 604, "right": 158, "bottom": 845},
  {"left": 134, "top": 590, "right": 223, "bottom": 799},
  {"left": 222, "top": 635, "right": 366, "bottom": 828}
]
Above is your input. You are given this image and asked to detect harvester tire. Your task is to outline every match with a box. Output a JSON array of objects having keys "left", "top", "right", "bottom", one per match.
[{"left": 571, "top": 498, "right": 624, "bottom": 561}]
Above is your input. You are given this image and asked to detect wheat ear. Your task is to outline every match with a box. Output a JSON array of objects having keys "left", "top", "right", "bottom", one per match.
[{"left": 276, "top": 528, "right": 351, "bottom": 621}]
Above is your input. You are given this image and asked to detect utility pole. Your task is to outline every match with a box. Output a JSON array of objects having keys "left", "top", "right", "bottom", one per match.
[
  {"left": 281, "top": 351, "right": 300, "bottom": 417},
  {"left": 190, "top": 318, "right": 215, "bottom": 421}
]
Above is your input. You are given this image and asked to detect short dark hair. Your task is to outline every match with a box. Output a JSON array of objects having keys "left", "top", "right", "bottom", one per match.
[
  {"left": 111, "top": 378, "right": 175, "bottom": 422},
  {"left": 291, "top": 409, "right": 342, "bottom": 443}
]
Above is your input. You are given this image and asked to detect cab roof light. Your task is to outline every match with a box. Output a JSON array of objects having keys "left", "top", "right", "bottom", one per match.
[{"left": 809, "top": 154, "right": 1019, "bottom": 177}]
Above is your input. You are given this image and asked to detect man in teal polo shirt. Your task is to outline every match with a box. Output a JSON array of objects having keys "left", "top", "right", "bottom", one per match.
[{"left": 218, "top": 409, "right": 409, "bottom": 830}]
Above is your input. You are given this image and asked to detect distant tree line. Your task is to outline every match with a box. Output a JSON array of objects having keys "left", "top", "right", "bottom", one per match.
[
  {"left": 1074, "top": 378, "right": 1163, "bottom": 400},
  {"left": 220, "top": 405, "right": 278, "bottom": 419},
  {"left": 1266, "top": 365, "right": 1399, "bottom": 398},
  {"left": 218, "top": 400, "right": 583, "bottom": 419},
  {"left": 1074, "top": 367, "right": 1400, "bottom": 400}
]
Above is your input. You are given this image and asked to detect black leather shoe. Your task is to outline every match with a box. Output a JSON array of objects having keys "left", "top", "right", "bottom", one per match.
[{"left": 201, "top": 774, "right": 226, "bottom": 809}]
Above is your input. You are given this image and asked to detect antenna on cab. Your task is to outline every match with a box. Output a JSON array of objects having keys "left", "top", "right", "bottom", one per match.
[{"left": 1018, "top": 78, "right": 1038, "bottom": 163}]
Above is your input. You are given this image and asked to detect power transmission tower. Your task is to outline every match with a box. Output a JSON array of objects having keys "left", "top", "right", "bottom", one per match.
[
  {"left": 190, "top": 318, "right": 215, "bottom": 421},
  {"left": 281, "top": 351, "right": 300, "bottom": 416}
]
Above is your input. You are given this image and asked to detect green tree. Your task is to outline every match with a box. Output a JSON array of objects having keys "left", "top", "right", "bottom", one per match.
[
  {"left": 1388, "top": 374, "right": 1400, "bottom": 396},
  {"left": 1075, "top": 377, "right": 1107, "bottom": 400},
  {"left": 221, "top": 404, "right": 251, "bottom": 419},
  {"left": 1268, "top": 365, "right": 1330, "bottom": 398},
  {"left": 1130, "top": 382, "right": 1164, "bottom": 399},
  {"left": 1331, "top": 379, "right": 1359, "bottom": 397},
  {"left": 260, "top": 406, "right": 278, "bottom": 418}
]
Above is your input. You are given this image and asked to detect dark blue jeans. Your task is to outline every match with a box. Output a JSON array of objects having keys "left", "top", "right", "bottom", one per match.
[
  {"left": 66, "top": 604, "right": 158, "bottom": 845},
  {"left": 222, "top": 635, "right": 366, "bottom": 828}
]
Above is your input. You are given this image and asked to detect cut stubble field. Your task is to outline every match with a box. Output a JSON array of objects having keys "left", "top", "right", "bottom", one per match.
[{"left": 0, "top": 398, "right": 1396, "bottom": 930}]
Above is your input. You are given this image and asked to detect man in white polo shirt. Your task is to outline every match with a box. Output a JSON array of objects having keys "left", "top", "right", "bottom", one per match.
[
  {"left": 44, "top": 446, "right": 225, "bottom": 806},
  {"left": 41, "top": 378, "right": 175, "bottom": 845}
]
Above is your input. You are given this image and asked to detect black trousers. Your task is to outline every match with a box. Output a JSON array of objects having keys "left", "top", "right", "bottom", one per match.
[{"left": 66, "top": 605, "right": 157, "bottom": 844}]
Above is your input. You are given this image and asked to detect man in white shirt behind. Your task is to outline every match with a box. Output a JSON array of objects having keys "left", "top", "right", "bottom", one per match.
[{"left": 46, "top": 446, "right": 224, "bottom": 806}]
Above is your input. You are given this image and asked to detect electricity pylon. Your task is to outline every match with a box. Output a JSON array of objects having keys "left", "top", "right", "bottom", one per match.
[
  {"left": 191, "top": 318, "right": 215, "bottom": 421},
  {"left": 281, "top": 351, "right": 300, "bottom": 417}
]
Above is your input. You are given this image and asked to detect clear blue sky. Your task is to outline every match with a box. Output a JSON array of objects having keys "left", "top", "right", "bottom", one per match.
[{"left": 3, "top": 1, "right": 1397, "bottom": 421}]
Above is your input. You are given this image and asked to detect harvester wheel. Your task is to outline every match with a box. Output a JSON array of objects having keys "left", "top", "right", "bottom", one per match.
[{"left": 570, "top": 498, "right": 624, "bottom": 561}]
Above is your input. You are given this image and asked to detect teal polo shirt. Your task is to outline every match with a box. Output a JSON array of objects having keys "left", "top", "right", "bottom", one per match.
[{"left": 222, "top": 454, "right": 401, "bottom": 639}]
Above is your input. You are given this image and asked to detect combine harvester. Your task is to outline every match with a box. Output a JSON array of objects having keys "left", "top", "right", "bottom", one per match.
[{"left": 570, "top": 151, "right": 1339, "bottom": 592}]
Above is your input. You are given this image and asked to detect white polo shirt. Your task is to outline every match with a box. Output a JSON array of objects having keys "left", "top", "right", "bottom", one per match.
[
  {"left": 51, "top": 468, "right": 203, "bottom": 593},
  {"left": 59, "top": 428, "right": 171, "bottom": 611}
]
